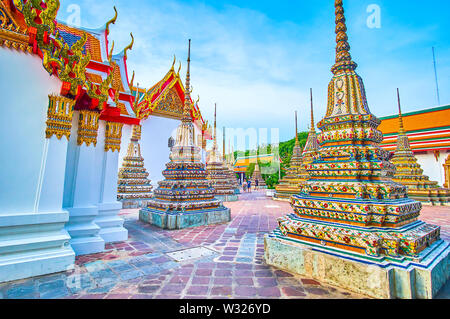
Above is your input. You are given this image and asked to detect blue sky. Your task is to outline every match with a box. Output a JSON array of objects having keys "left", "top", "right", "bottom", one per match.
[{"left": 57, "top": 0, "right": 450, "bottom": 144}]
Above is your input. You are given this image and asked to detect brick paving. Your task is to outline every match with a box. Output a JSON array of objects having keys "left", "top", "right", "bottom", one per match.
[{"left": 0, "top": 190, "right": 448, "bottom": 299}]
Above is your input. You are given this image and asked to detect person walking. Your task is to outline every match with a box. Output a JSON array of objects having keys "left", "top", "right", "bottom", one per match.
[
  {"left": 243, "top": 180, "right": 247, "bottom": 192},
  {"left": 255, "top": 179, "right": 259, "bottom": 190},
  {"left": 247, "top": 179, "right": 252, "bottom": 193}
]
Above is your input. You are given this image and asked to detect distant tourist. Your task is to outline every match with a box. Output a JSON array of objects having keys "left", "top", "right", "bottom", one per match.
[
  {"left": 247, "top": 180, "right": 252, "bottom": 192},
  {"left": 243, "top": 182, "right": 247, "bottom": 192},
  {"left": 255, "top": 179, "right": 259, "bottom": 190}
]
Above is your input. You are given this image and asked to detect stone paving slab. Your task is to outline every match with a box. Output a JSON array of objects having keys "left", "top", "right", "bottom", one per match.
[{"left": 0, "top": 191, "right": 448, "bottom": 299}]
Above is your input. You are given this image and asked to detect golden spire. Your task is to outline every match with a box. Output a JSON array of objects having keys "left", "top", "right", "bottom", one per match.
[
  {"left": 223, "top": 126, "right": 226, "bottom": 163},
  {"left": 213, "top": 103, "right": 217, "bottom": 145},
  {"left": 331, "top": 0, "right": 357, "bottom": 75},
  {"left": 294, "top": 110, "right": 299, "bottom": 145},
  {"left": 397, "top": 88, "right": 406, "bottom": 134},
  {"left": 183, "top": 39, "right": 192, "bottom": 121},
  {"left": 310, "top": 88, "right": 316, "bottom": 132},
  {"left": 105, "top": 6, "right": 118, "bottom": 36}
]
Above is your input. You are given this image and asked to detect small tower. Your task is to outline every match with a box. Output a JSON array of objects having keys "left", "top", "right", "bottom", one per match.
[
  {"left": 205, "top": 104, "right": 240, "bottom": 201},
  {"left": 117, "top": 125, "right": 153, "bottom": 208},
  {"left": 139, "top": 40, "right": 231, "bottom": 229},
  {"left": 391, "top": 89, "right": 450, "bottom": 205}
]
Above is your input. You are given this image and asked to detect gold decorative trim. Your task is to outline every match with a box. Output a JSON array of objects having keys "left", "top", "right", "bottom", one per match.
[
  {"left": 45, "top": 95, "right": 75, "bottom": 140},
  {"left": 443, "top": 154, "right": 450, "bottom": 189},
  {"left": 0, "top": 24, "right": 31, "bottom": 52},
  {"left": 105, "top": 122, "right": 124, "bottom": 152},
  {"left": 77, "top": 110, "right": 100, "bottom": 147}
]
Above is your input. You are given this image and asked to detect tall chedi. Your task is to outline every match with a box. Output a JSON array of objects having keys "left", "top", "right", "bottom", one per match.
[
  {"left": 391, "top": 89, "right": 450, "bottom": 205},
  {"left": 265, "top": 0, "right": 449, "bottom": 299},
  {"left": 139, "top": 40, "right": 231, "bottom": 229},
  {"left": 223, "top": 129, "right": 241, "bottom": 194},
  {"left": 274, "top": 111, "right": 305, "bottom": 200},
  {"left": 301, "top": 88, "right": 320, "bottom": 168},
  {"left": 117, "top": 125, "right": 153, "bottom": 208},
  {"left": 205, "top": 105, "right": 239, "bottom": 202}
]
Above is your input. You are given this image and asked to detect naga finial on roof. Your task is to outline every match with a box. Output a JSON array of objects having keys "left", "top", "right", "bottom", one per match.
[
  {"left": 124, "top": 32, "right": 134, "bottom": 60},
  {"left": 105, "top": 6, "right": 118, "bottom": 36},
  {"left": 129, "top": 70, "right": 135, "bottom": 92},
  {"left": 171, "top": 55, "right": 176, "bottom": 70},
  {"left": 108, "top": 40, "right": 114, "bottom": 63}
]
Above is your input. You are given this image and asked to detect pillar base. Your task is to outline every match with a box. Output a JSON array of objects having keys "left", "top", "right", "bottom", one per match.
[
  {"left": 264, "top": 230, "right": 450, "bottom": 299},
  {"left": 139, "top": 207, "right": 231, "bottom": 230},
  {"left": 0, "top": 211, "right": 75, "bottom": 283},
  {"left": 65, "top": 206, "right": 104, "bottom": 256},
  {"left": 96, "top": 203, "right": 128, "bottom": 243}
]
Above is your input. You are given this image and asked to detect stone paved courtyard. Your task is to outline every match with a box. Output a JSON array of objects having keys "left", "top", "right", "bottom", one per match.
[{"left": 0, "top": 190, "right": 449, "bottom": 299}]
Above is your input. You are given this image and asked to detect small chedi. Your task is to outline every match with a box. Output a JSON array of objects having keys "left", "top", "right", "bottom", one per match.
[
  {"left": 117, "top": 125, "right": 153, "bottom": 208},
  {"left": 265, "top": 0, "right": 449, "bottom": 299},
  {"left": 274, "top": 111, "right": 304, "bottom": 200},
  {"left": 251, "top": 164, "right": 267, "bottom": 189},
  {"left": 301, "top": 89, "right": 320, "bottom": 171},
  {"left": 274, "top": 95, "right": 319, "bottom": 200},
  {"left": 226, "top": 145, "right": 241, "bottom": 193},
  {"left": 391, "top": 90, "right": 450, "bottom": 206},
  {"left": 139, "top": 40, "right": 230, "bottom": 229},
  {"left": 205, "top": 105, "right": 239, "bottom": 202}
]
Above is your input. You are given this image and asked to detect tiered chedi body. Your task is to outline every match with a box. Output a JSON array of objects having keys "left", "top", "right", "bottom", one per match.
[
  {"left": 117, "top": 125, "right": 153, "bottom": 208},
  {"left": 205, "top": 106, "right": 238, "bottom": 199},
  {"left": 273, "top": 0, "right": 441, "bottom": 259},
  {"left": 139, "top": 40, "right": 230, "bottom": 229},
  {"left": 251, "top": 164, "right": 267, "bottom": 188},
  {"left": 391, "top": 91, "right": 450, "bottom": 206}
]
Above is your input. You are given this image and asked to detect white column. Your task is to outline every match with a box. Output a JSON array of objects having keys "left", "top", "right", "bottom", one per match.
[
  {"left": 95, "top": 121, "right": 128, "bottom": 243},
  {"left": 63, "top": 111, "right": 104, "bottom": 256}
]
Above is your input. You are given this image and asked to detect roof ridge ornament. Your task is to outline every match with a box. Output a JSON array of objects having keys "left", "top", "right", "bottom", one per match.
[
  {"left": 123, "top": 32, "right": 134, "bottom": 60},
  {"left": 171, "top": 54, "right": 176, "bottom": 70},
  {"left": 108, "top": 40, "right": 114, "bottom": 63},
  {"left": 105, "top": 6, "right": 118, "bottom": 36}
]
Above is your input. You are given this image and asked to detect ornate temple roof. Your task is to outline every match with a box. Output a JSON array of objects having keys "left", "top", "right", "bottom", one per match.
[
  {"left": 233, "top": 154, "right": 277, "bottom": 173},
  {"left": 379, "top": 104, "right": 450, "bottom": 153},
  {"left": 1, "top": 1, "right": 211, "bottom": 131}
]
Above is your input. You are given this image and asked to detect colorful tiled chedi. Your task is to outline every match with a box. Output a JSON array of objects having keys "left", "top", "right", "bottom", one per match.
[
  {"left": 265, "top": 0, "right": 449, "bottom": 299},
  {"left": 117, "top": 125, "right": 153, "bottom": 208},
  {"left": 391, "top": 90, "right": 450, "bottom": 206},
  {"left": 139, "top": 41, "right": 231, "bottom": 229},
  {"left": 205, "top": 105, "right": 239, "bottom": 202},
  {"left": 251, "top": 164, "right": 267, "bottom": 189},
  {"left": 274, "top": 93, "right": 319, "bottom": 201}
]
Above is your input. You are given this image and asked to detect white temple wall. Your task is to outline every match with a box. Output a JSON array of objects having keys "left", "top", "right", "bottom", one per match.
[
  {"left": 119, "top": 116, "right": 180, "bottom": 187},
  {"left": 0, "top": 49, "right": 62, "bottom": 212},
  {"left": 0, "top": 49, "right": 74, "bottom": 282},
  {"left": 415, "top": 151, "right": 450, "bottom": 187}
]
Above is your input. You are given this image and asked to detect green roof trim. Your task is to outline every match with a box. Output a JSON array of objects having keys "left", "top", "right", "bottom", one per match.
[{"left": 379, "top": 105, "right": 450, "bottom": 120}]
